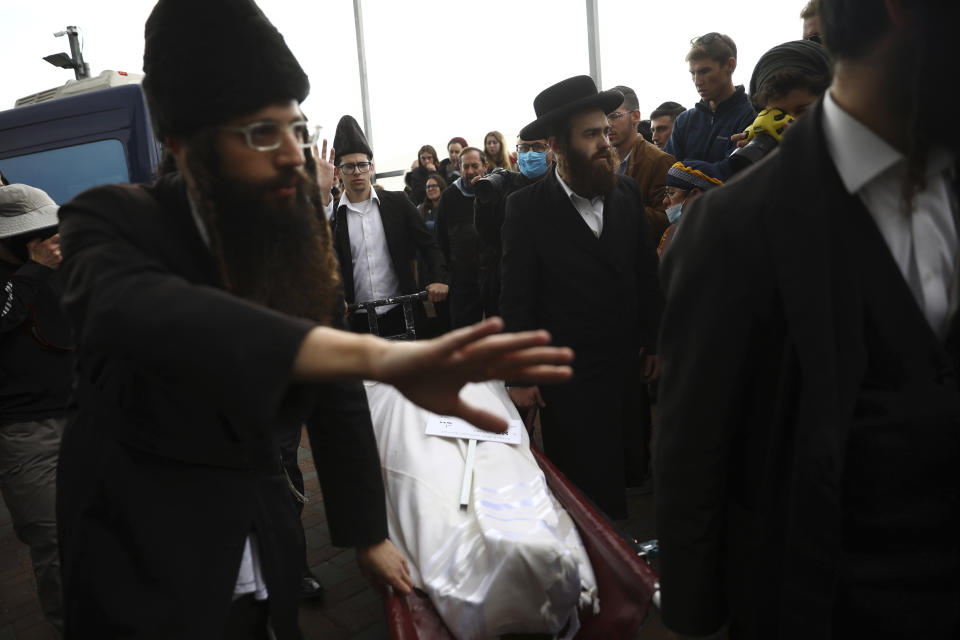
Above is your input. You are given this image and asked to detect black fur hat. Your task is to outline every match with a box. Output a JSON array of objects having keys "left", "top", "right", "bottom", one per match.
[
  {"left": 332, "top": 115, "right": 373, "bottom": 165},
  {"left": 142, "top": 0, "right": 309, "bottom": 140}
]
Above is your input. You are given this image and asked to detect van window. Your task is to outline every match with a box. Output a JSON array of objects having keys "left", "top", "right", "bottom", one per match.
[{"left": 0, "top": 139, "right": 129, "bottom": 205}]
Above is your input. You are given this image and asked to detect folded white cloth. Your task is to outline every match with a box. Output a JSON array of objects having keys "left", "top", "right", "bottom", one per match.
[{"left": 365, "top": 380, "right": 598, "bottom": 640}]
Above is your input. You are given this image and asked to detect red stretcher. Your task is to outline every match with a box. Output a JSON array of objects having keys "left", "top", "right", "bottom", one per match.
[
  {"left": 350, "top": 292, "right": 662, "bottom": 638},
  {"left": 383, "top": 444, "right": 661, "bottom": 639}
]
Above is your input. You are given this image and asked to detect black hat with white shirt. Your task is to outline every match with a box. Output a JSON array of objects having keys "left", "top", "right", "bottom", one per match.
[{"left": 333, "top": 116, "right": 373, "bottom": 166}]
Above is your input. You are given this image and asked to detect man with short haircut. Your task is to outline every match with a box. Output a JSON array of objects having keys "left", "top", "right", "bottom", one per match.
[
  {"left": 330, "top": 115, "right": 449, "bottom": 337},
  {"left": 435, "top": 146, "right": 487, "bottom": 328},
  {"left": 607, "top": 84, "right": 676, "bottom": 242},
  {"left": 656, "top": 0, "right": 960, "bottom": 637},
  {"left": 664, "top": 32, "right": 756, "bottom": 174},
  {"left": 502, "top": 76, "right": 664, "bottom": 520},
  {"left": 650, "top": 101, "right": 686, "bottom": 150},
  {"left": 53, "top": 0, "right": 573, "bottom": 636},
  {"left": 801, "top": 0, "right": 821, "bottom": 41}
]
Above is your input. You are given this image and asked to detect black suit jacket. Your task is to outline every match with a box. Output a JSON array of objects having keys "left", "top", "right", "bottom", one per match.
[
  {"left": 56, "top": 174, "right": 387, "bottom": 638},
  {"left": 655, "top": 100, "right": 960, "bottom": 638},
  {"left": 501, "top": 170, "right": 663, "bottom": 368},
  {"left": 332, "top": 189, "right": 448, "bottom": 305}
]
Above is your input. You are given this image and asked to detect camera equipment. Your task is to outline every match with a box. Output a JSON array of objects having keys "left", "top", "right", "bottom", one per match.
[
  {"left": 728, "top": 108, "right": 795, "bottom": 173},
  {"left": 473, "top": 168, "right": 513, "bottom": 204}
]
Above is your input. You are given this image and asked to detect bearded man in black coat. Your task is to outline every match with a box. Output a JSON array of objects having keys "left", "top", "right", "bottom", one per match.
[
  {"left": 54, "top": 1, "right": 574, "bottom": 637},
  {"left": 501, "top": 76, "right": 664, "bottom": 520},
  {"left": 655, "top": 1, "right": 960, "bottom": 637}
]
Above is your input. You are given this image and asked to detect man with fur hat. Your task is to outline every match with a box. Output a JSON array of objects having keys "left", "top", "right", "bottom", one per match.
[
  {"left": 501, "top": 75, "right": 664, "bottom": 519},
  {"left": 329, "top": 115, "right": 449, "bottom": 337},
  {"left": 0, "top": 183, "right": 69, "bottom": 632},
  {"left": 54, "top": 0, "right": 573, "bottom": 636}
]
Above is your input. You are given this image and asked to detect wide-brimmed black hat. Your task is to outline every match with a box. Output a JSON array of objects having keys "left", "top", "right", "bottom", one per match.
[
  {"left": 142, "top": 0, "right": 309, "bottom": 140},
  {"left": 333, "top": 116, "right": 373, "bottom": 165},
  {"left": 519, "top": 75, "right": 623, "bottom": 140}
]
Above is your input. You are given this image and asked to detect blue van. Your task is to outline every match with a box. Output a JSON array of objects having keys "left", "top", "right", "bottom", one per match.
[{"left": 0, "top": 83, "right": 161, "bottom": 204}]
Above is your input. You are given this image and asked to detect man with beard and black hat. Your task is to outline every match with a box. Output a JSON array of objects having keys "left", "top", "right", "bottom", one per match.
[
  {"left": 53, "top": 0, "right": 574, "bottom": 637},
  {"left": 656, "top": 0, "right": 960, "bottom": 638},
  {"left": 329, "top": 115, "right": 449, "bottom": 337},
  {"left": 500, "top": 75, "right": 665, "bottom": 520}
]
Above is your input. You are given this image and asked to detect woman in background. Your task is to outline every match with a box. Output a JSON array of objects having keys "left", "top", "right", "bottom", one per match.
[{"left": 483, "top": 131, "right": 515, "bottom": 172}]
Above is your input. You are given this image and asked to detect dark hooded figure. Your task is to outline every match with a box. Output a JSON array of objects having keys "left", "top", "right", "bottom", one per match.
[{"left": 53, "top": 0, "right": 575, "bottom": 637}]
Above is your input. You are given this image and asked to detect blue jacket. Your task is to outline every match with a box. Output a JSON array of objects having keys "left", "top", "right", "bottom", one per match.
[{"left": 665, "top": 85, "right": 755, "bottom": 178}]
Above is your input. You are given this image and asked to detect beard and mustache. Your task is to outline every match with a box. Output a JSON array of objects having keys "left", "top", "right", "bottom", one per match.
[
  {"left": 558, "top": 144, "right": 619, "bottom": 199},
  {"left": 184, "top": 136, "right": 341, "bottom": 325}
]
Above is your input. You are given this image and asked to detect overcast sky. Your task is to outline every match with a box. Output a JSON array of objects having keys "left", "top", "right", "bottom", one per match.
[{"left": 3, "top": 1, "right": 807, "bottom": 189}]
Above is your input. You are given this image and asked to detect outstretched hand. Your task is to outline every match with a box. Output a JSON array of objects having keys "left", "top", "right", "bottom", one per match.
[{"left": 375, "top": 317, "right": 573, "bottom": 433}]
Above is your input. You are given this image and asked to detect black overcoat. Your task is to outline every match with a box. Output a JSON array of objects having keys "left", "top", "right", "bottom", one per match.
[
  {"left": 56, "top": 174, "right": 388, "bottom": 638},
  {"left": 655, "top": 100, "right": 960, "bottom": 638},
  {"left": 332, "top": 189, "right": 448, "bottom": 305},
  {"left": 500, "top": 170, "right": 663, "bottom": 517}
]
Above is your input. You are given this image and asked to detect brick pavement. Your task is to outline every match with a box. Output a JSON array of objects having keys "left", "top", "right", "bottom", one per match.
[{"left": 0, "top": 427, "right": 668, "bottom": 639}]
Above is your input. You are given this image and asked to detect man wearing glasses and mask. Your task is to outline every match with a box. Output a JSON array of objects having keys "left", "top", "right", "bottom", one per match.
[
  {"left": 473, "top": 135, "right": 555, "bottom": 320},
  {"left": 329, "top": 115, "right": 449, "bottom": 337},
  {"left": 54, "top": 0, "right": 573, "bottom": 637}
]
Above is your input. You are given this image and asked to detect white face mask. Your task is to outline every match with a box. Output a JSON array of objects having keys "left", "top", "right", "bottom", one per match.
[{"left": 665, "top": 201, "right": 684, "bottom": 224}]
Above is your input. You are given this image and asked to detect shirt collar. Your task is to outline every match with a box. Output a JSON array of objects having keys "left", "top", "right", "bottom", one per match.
[
  {"left": 555, "top": 167, "right": 603, "bottom": 205},
  {"left": 186, "top": 188, "right": 210, "bottom": 247},
  {"left": 822, "top": 90, "right": 903, "bottom": 194},
  {"left": 339, "top": 187, "right": 380, "bottom": 213}
]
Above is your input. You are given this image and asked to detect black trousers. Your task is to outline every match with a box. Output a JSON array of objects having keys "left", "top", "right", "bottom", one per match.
[{"left": 223, "top": 594, "right": 270, "bottom": 640}]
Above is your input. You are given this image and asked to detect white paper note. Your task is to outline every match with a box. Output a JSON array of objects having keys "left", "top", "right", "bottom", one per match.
[{"left": 425, "top": 414, "right": 523, "bottom": 445}]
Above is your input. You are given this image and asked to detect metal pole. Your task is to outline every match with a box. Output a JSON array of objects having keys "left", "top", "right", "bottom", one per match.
[
  {"left": 65, "top": 26, "right": 90, "bottom": 80},
  {"left": 585, "top": 0, "right": 601, "bottom": 88},
  {"left": 352, "top": 0, "right": 373, "bottom": 151}
]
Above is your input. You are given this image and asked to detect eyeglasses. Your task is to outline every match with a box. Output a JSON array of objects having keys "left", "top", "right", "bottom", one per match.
[
  {"left": 606, "top": 111, "right": 630, "bottom": 121},
  {"left": 664, "top": 188, "right": 687, "bottom": 198},
  {"left": 338, "top": 161, "right": 373, "bottom": 175},
  {"left": 516, "top": 143, "right": 549, "bottom": 153},
  {"left": 426, "top": 183, "right": 441, "bottom": 190},
  {"left": 222, "top": 120, "right": 321, "bottom": 151}
]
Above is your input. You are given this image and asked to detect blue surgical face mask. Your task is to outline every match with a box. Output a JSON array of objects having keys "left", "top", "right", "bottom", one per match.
[
  {"left": 666, "top": 201, "right": 684, "bottom": 224},
  {"left": 517, "top": 151, "right": 548, "bottom": 178}
]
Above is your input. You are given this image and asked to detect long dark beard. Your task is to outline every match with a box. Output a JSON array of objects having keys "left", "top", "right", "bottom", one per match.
[
  {"left": 560, "top": 145, "right": 619, "bottom": 198},
  {"left": 184, "top": 131, "right": 341, "bottom": 324}
]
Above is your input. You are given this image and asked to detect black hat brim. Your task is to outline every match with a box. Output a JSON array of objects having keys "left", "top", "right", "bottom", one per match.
[{"left": 519, "top": 89, "right": 624, "bottom": 141}]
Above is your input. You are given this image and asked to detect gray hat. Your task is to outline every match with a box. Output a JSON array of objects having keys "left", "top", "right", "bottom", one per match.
[{"left": 0, "top": 184, "right": 59, "bottom": 240}]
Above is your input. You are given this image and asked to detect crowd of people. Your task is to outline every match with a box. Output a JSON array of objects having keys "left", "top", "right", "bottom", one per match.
[{"left": 1, "top": 0, "right": 958, "bottom": 637}]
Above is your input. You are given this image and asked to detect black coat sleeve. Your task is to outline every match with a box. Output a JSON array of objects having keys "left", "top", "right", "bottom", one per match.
[
  {"left": 58, "top": 184, "right": 315, "bottom": 425},
  {"left": 499, "top": 189, "right": 539, "bottom": 334},
  {"left": 654, "top": 189, "right": 769, "bottom": 635},
  {"left": 305, "top": 380, "right": 388, "bottom": 548},
  {"left": 624, "top": 178, "right": 664, "bottom": 354}
]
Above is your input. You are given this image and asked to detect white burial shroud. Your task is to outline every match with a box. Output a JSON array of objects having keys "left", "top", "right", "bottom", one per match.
[{"left": 364, "top": 380, "right": 598, "bottom": 640}]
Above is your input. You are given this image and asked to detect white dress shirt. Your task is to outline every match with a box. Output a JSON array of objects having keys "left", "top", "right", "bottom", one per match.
[
  {"left": 823, "top": 91, "right": 958, "bottom": 339},
  {"left": 555, "top": 167, "right": 604, "bottom": 238},
  {"left": 339, "top": 189, "right": 401, "bottom": 314}
]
